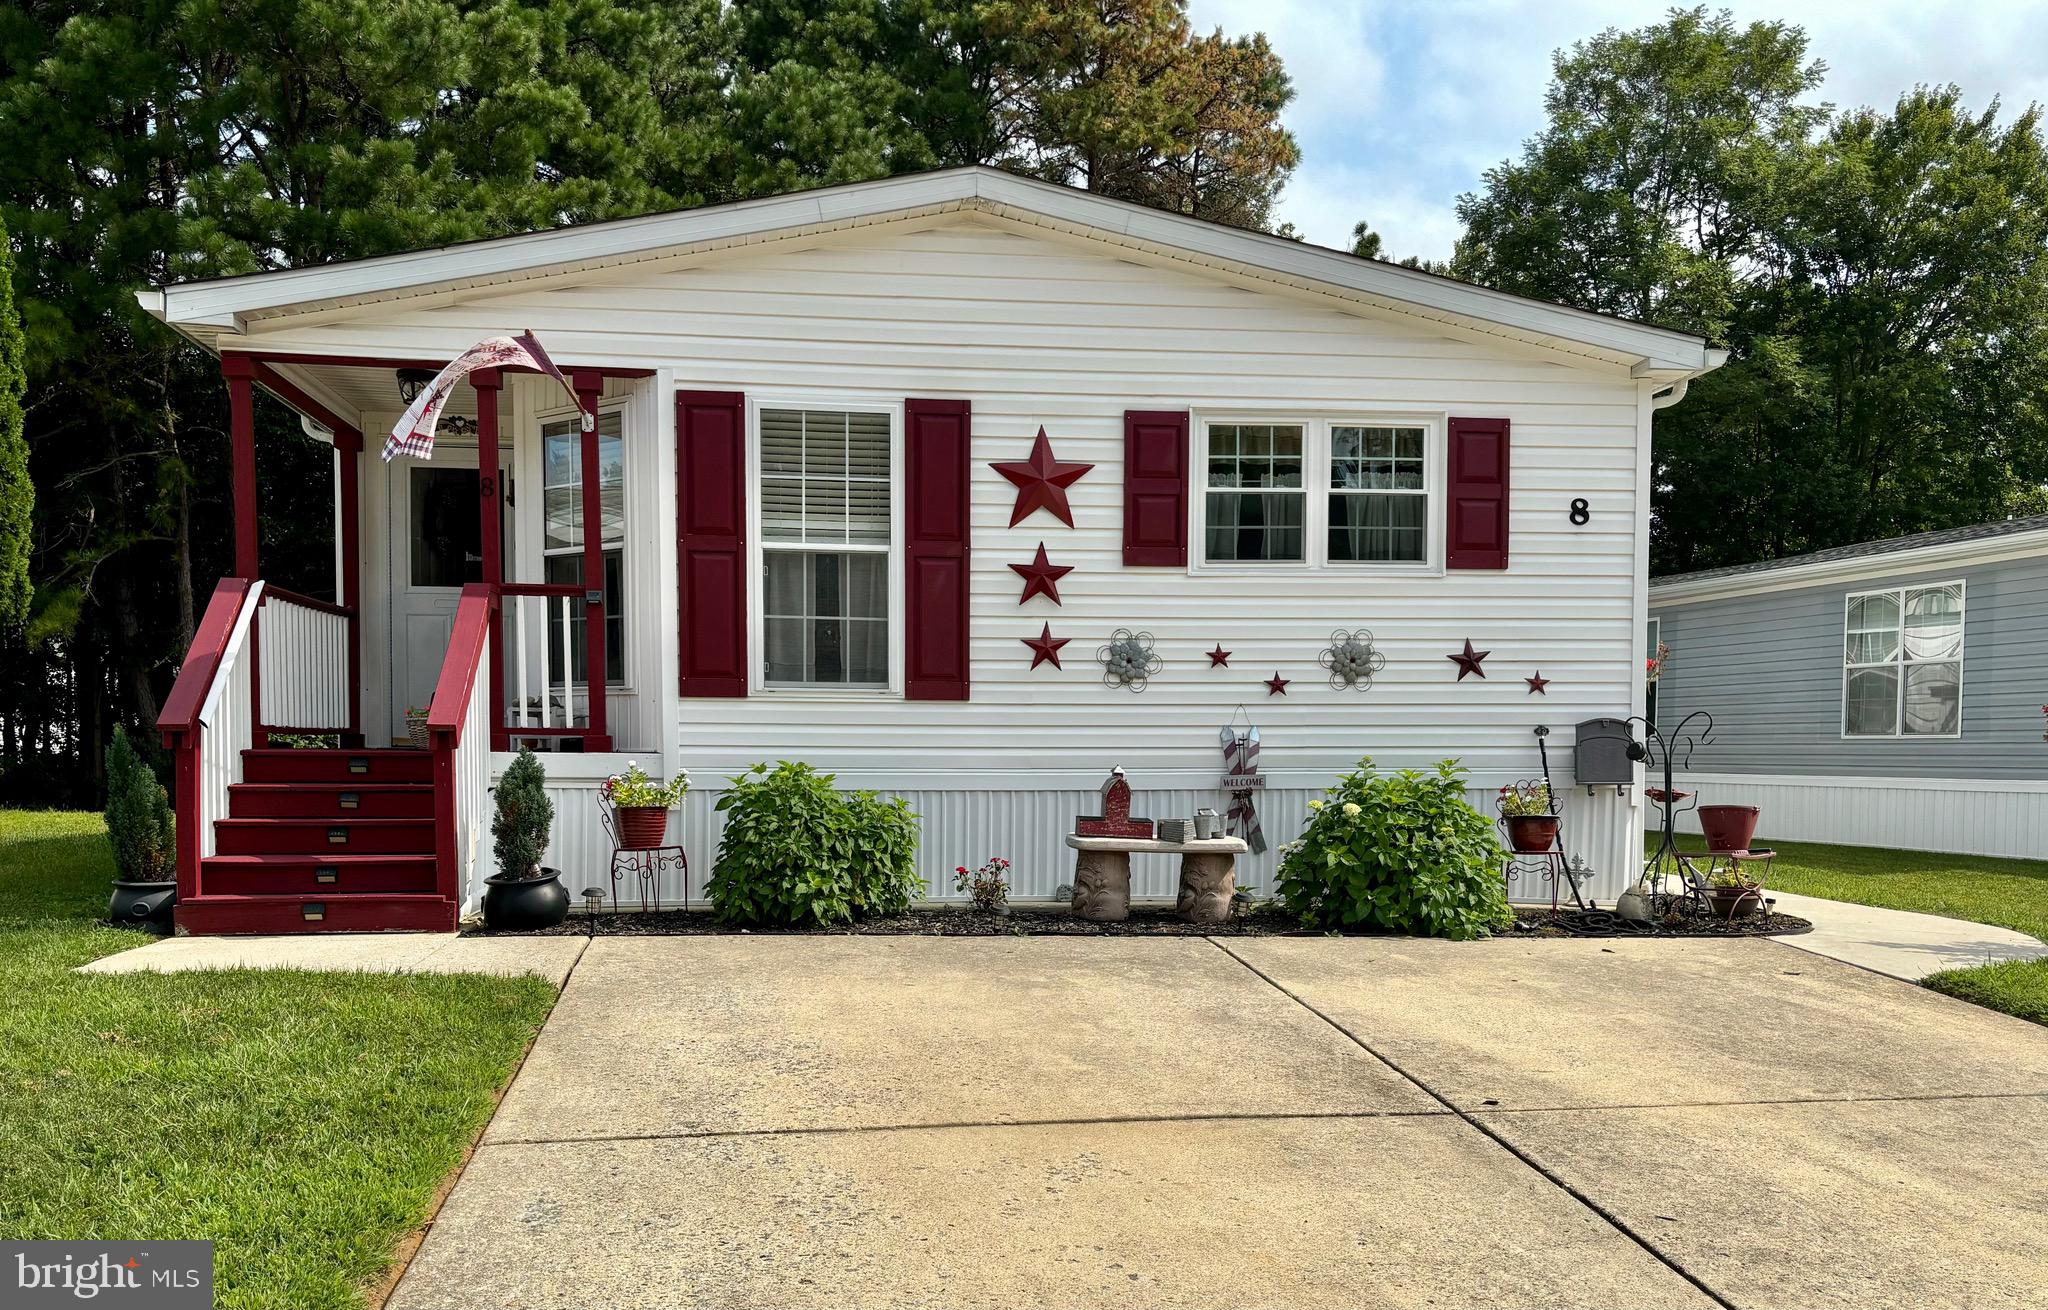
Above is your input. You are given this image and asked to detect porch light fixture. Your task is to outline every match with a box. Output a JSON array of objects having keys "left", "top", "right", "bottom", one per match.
[{"left": 396, "top": 368, "right": 436, "bottom": 404}]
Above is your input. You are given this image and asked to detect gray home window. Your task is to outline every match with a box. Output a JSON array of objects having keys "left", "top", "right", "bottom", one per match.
[{"left": 1842, "top": 582, "right": 1964, "bottom": 737}]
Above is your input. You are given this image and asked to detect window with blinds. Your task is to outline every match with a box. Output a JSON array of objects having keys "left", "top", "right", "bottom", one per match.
[{"left": 759, "top": 408, "right": 893, "bottom": 688}]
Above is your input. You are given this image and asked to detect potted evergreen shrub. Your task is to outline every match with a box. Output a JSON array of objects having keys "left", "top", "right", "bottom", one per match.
[
  {"left": 483, "top": 747, "right": 567, "bottom": 930},
  {"left": 603, "top": 760, "right": 687, "bottom": 848},
  {"left": 1498, "top": 780, "right": 1560, "bottom": 853},
  {"left": 105, "top": 725, "right": 178, "bottom": 933}
]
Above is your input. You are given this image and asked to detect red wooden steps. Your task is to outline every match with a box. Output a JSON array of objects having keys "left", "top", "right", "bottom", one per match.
[
  {"left": 177, "top": 893, "right": 458, "bottom": 935},
  {"left": 214, "top": 817, "right": 437, "bottom": 856},
  {"left": 228, "top": 783, "right": 435, "bottom": 819},
  {"left": 240, "top": 747, "right": 433, "bottom": 784},
  {"left": 179, "top": 747, "right": 454, "bottom": 934},
  {"left": 199, "top": 854, "right": 438, "bottom": 897}
]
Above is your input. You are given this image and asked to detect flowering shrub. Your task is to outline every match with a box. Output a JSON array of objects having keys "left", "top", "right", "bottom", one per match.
[
  {"left": 1275, "top": 757, "right": 1511, "bottom": 939},
  {"left": 709, "top": 762, "right": 921, "bottom": 926},
  {"left": 953, "top": 856, "right": 1011, "bottom": 911},
  {"left": 604, "top": 760, "right": 688, "bottom": 809}
]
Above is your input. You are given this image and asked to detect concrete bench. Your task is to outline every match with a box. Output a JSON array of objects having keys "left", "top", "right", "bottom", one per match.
[{"left": 1063, "top": 834, "right": 1250, "bottom": 924}]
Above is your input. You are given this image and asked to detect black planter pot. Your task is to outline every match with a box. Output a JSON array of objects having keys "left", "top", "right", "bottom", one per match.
[
  {"left": 482, "top": 866, "right": 570, "bottom": 931},
  {"left": 109, "top": 880, "right": 178, "bottom": 934}
]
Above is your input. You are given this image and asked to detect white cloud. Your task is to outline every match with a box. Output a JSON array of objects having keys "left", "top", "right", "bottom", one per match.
[{"left": 1191, "top": 0, "right": 2048, "bottom": 259}]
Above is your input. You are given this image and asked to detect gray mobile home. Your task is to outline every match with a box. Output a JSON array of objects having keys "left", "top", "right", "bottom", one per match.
[{"left": 1649, "top": 516, "right": 2048, "bottom": 859}]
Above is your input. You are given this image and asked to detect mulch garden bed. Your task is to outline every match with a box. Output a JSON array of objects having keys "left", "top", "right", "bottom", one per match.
[
  {"left": 470, "top": 902, "right": 1813, "bottom": 939},
  {"left": 1510, "top": 904, "right": 1812, "bottom": 938}
]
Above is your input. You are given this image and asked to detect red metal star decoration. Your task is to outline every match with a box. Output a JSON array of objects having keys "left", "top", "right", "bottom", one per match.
[
  {"left": 991, "top": 428, "right": 1093, "bottom": 527},
  {"left": 1447, "top": 639, "right": 1490, "bottom": 680},
  {"left": 1206, "top": 644, "right": 1232, "bottom": 668},
  {"left": 1022, "top": 623, "right": 1070, "bottom": 670},
  {"left": 1264, "top": 671, "right": 1290, "bottom": 695},
  {"left": 1525, "top": 670, "right": 1550, "bottom": 695},
  {"left": 1008, "top": 542, "right": 1073, "bottom": 606}
]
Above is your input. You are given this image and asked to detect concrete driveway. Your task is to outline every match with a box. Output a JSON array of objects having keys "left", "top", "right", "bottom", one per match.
[{"left": 388, "top": 935, "right": 2048, "bottom": 1309}]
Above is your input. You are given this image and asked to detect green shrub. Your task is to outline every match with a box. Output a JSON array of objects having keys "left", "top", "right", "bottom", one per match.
[
  {"left": 1275, "top": 757, "right": 1511, "bottom": 939},
  {"left": 104, "top": 725, "right": 175, "bottom": 882},
  {"left": 491, "top": 747, "right": 553, "bottom": 879},
  {"left": 709, "top": 762, "right": 922, "bottom": 926}
]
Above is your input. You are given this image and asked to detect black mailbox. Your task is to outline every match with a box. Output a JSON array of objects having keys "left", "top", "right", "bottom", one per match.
[{"left": 1573, "top": 717, "right": 1636, "bottom": 786}]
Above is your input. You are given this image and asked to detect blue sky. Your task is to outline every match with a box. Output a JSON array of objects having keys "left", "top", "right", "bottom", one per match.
[{"left": 1185, "top": 1, "right": 2048, "bottom": 260}]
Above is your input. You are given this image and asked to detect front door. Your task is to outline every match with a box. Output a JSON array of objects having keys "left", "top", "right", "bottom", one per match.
[{"left": 390, "top": 450, "right": 485, "bottom": 743}]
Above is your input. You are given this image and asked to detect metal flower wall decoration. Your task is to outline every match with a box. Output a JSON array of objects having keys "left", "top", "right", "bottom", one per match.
[
  {"left": 1319, "top": 629, "right": 1387, "bottom": 691},
  {"left": 1096, "top": 629, "right": 1163, "bottom": 692}
]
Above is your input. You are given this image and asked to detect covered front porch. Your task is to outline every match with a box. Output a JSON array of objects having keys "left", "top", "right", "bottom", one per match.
[{"left": 213, "top": 348, "right": 663, "bottom": 756}]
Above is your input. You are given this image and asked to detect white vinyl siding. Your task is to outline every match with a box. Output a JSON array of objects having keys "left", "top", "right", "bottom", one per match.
[{"left": 1842, "top": 582, "right": 1964, "bottom": 738}]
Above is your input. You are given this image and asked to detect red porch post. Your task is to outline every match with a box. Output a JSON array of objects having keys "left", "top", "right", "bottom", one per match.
[
  {"left": 473, "top": 368, "right": 509, "bottom": 751},
  {"left": 334, "top": 426, "right": 365, "bottom": 747},
  {"left": 222, "top": 354, "right": 260, "bottom": 579},
  {"left": 572, "top": 368, "right": 611, "bottom": 751}
]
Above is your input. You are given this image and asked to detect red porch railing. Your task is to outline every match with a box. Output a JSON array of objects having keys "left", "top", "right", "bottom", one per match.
[
  {"left": 158, "top": 578, "right": 261, "bottom": 905},
  {"left": 428, "top": 583, "right": 497, "bottom": 909}
]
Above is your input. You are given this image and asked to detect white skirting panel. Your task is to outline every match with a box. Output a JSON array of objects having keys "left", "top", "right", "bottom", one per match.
[
  {"left": 1673, "top": 773, "right": 2047, "bottom": 862},
  {"left": 507, "top": 766, "right": 1644, "bottom": 912}
]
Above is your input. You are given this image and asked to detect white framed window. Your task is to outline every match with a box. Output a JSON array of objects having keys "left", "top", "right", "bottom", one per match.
[
  {"left": 1193, "top": 414, "right": 1440, "bottom": 570},
  {"left": 540, "top": 406, "right": 626, "bottom": 686},
  {"left": 752, "top": 403, "right": 899, "bottom": 692},
  {"left": 1842, "top": 581, "right": 1964, "bottom": 738}
]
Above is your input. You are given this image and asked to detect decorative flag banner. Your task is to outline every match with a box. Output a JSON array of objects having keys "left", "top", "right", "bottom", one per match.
[
  {"left": 1220, "top": 715, "right": 1267, "bottom": 854},
  {"left": 382, "top": 330, "right": 586, "bottom": 463}
]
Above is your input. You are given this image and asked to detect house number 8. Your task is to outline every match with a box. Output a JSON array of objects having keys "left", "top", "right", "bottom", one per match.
[{"left": 1568, "top": 498, "right": 1591, "bottom": 525}]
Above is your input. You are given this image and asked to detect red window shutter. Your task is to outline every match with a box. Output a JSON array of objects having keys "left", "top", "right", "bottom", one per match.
[
  {"left": 904, "top": 399, "right": 972, "bottom": 700},
  {"left": 676, "top": 391, "right": 748, "bottom": 696},
  {"left": 1446, "top": 417, "right": 1510, "bottom": 570},
  {"left": 1122, "top": 410, "right": 1190, "bottom": 566}
]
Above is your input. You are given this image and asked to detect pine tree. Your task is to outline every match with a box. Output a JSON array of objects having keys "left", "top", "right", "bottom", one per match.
[
  {"left": 0, "top": 213, "right": 27, "bottom": 630},
  {"left": 492, "top": 748, "right": 554, "bottom": 880}
]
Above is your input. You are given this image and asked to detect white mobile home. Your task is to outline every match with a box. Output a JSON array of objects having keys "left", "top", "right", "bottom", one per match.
[{"left": 141, "top": 168, "right": 1721, "bottom": 933}]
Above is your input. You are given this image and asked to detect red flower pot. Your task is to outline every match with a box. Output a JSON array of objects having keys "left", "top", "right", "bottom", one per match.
[
  {"left": 1505, "top": 815, "right": 1560, "bottom": 854},
  {"left": 616, "top": 806, "right": 669, "bottom": 849},
  {"left": 1698, "top": 805, "right": 1760, "bottom": 853}
]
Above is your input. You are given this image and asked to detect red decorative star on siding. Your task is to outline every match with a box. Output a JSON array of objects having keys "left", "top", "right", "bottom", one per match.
[
  {"left": 992, "top": 428, "right": 1092, "bottom": 527},
  {"left": 1023, "top": 623, "right": 1070, "bottom": 670},
  {"left": 1525, "top": 670, "right": 1550, "bottom": 695},
  {"left": 1264, "top": 671, "right": 1290, "bottom": 695},
  {"left": 1206, "top": 644, "right": 1232, "bottom": 668},
  {"left": 1008, "top": 543, "right": 1074, "bottom": 606},
  {"left": 1448, "top": 639, "right": 1490, "bottom": 680}
]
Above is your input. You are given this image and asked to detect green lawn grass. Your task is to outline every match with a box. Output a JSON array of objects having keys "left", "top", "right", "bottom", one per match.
[
  {"left": 1735, "top": 836, "right": 2048, "bottom": 942},
  {"left": 0, "top": 810, "right": 558, "bottom": 1309},
  {"left": 1651, "top": 832, "right": 2048, "bottom": 1026}
]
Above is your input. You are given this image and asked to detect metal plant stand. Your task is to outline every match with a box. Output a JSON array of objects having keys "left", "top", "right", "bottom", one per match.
[
  {"left": 1631, "top": 709, "right": 1767, "bottom": 918},
  {"left": 1498, "top": 726, "right": 1589, "bottom": 913},
  {"left": 598, "top": 796, "right": 687, "bottom": 913}
]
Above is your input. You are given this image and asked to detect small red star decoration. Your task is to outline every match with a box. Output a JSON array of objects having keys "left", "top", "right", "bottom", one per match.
[
  {"left": 1022, "top": 623, "right": 1070, "bottom": 670},
  {"left": 1448, "top": 639, "right": 1490, "bottom": 680},
  {"left": 1525, "top": 670, "right": 1550, "bottom": 695},
  {"left": 1206, "top": 644, "right": 1232, "bottom": 668},
  {"left": 1008, "top": 542, "right": 1073, "bottom": 605},
  {"left": 1264, "top": 671, "right": 1290, "bottom": 695},
  {"left": 991, "top": 427, "right": 1093, "bottom": 527}
]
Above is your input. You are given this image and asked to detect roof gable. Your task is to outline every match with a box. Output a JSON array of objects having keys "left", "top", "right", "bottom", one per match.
[{"left": 142, "top": 168, "right": 1721, "bottom": 384}]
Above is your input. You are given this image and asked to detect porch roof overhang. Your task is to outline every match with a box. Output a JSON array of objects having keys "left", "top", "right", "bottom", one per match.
[{"left": 138, "top": 167, "right": 1724, "bottom": 391}]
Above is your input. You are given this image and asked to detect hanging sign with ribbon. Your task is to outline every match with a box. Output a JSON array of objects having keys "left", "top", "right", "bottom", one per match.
[
  {"left": 1220, "top": 708, "right": 1267, "bottom": 854},
  {"left": 382, "top": 330, "right": 587, "bottom": 463}
]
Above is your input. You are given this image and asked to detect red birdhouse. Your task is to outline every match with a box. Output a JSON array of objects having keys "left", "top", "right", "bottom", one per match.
[{"left": 1075, "top": 766, "right": 1155, "bottom": 838}]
